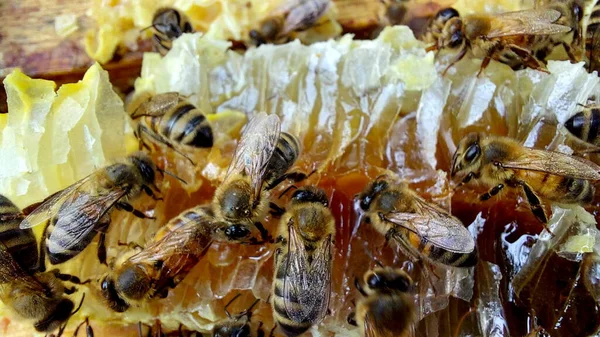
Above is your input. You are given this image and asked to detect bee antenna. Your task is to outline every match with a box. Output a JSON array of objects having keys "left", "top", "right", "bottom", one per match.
[
  {"left": 224, "top": 293, "right": 242, "bottom": 319},
  {"left": 425, "top": 44, "right": 438, "bottom": 52},
  {"left": 374, "top": 259, "right": 384, "bottom": 268},
  {"left": 71, "top": 293, "right": 86, "bottom": 316},
  {"left": 157, "top": 168, "right": 188, "bottom": 185},
  {"left": 279, "top": 185, "right": 298, "bottom": 199},
  {"left": 140, "top": 25, "right": 155, "bottom": 33}
]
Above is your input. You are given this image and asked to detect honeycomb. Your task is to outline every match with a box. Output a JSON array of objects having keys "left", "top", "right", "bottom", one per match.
[{"left": 2, "top": 11, "right": 600, "bottom": 337}]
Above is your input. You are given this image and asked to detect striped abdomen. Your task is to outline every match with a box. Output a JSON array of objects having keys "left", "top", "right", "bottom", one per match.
[
  {"left": 519, "top": 169, "right": 595, "bottom": 204},
  {"left": 565, "top": 107, "right": 600, "bottom": 146},
  {"left": 151, "top": 8, "right": 193, "bottom": 55},
  {"left": 144, "top": 102, "right": 213, "bottom": 149},
  {"left": 585, "top": 1, "right": 600, "bottom": 68},
  {"left": 400, "top": 227, "right": 478, "bottom": 268},
  {"left": 0, "top": 195, "right": 38, "bottom": 273},
  {"left": 264, "top": 132, "right": 301, "bottom": 185},
  {"left": 272, "top": 254, "right": 317, "bottom": 337}
]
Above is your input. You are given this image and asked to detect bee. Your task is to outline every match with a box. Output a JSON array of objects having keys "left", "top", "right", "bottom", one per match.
[
  {"left": 249, "top": 0, "right": 331, "bottom": 46},
  {"left": 564, "top": 104, "right": 600, "bottom": 149},
  {"left": 421, "top": 7, "right": 460, "bottom": 45},
  {"left": 147, "top": 7, "right": 194, "bottom": 55},
  {"left": 0, "top": 196, "right": 87, "bottom": 336},
  {"left": 213, "top": 112, "right": 305, "bottom": 238},
  {"left": 100, "top": 205, "right": 256, "bottom": 312},
  {"left": 585, "top": 1, "right": 600, "bottom": 73},
  {"left": 0, "top": 194, "right": 38, "bottom": 273},
  {"left": 348, "top": 266, "right": 416, "bottom": 337},
  {"left": 20, "top": 152, "right": 161, "bottom": 266},
  {"left": 272, "top": 186, "right": 335, "bottom": 337},
  {"left": 533, "top": 0, "right": 583, "bottom": 62},
  {"left": 128, "top": 92, "right": 213, "bottom": 164},
  {"left": 357, "top": 176, "right": 477, "bottom": 268},
  {"left": 451, "top": 133, "right": 600, "bottom": 224},
  {"left": 212, "top": 294, "right": 264, "bottom": 337},
  {"left": 380, "top": 0, "right": 409, "bottom": 26},
  {"left": 427, "top": 8, "right": 572, "bottom": 75}
]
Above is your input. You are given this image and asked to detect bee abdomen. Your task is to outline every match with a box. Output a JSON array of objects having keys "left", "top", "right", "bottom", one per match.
[
  {"left": 273, "top": 263, "right": 313, "bottom": 337},
  {"left": 159, "top": 104, "right": 213, "bottom": 148},
  {"left": 560, "top": 177, "right": 595, "bottom": 203},
  {"left": 565, "top": 108, "right": 600, "bottom": 145},
  {"left": 176, "top": 114, "right": 213, "bottom": 148},
  {"left": 0, "top": 195, "right": 38, "bottom": 272},
  {"left": 265, "top": 132, "right": 301, "bottom": 183},
  {"left": 417, "top": 233, "right": 478, "bottom": 267}
]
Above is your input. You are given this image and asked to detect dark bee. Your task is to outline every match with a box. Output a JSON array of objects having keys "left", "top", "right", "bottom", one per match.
[
  {"left": 564, "top": 104, "right": 600, "bottom": 149},
  {"left": 128, "top": 92, "right": 213, "bottom": 164},
  {"left": 0, "top": 194, "right": 38, "bottom": 273},
  {"left": 149, "top": 8, "right": 194, "bottom": 55},
  {"left": 21, "top": 152, "right": 161, "bottom": 266},
  {"left": 213, "top": 294, "right": 265, "bottom": 337},
  {"left": 272, "top": 186, "right": 335, "bottom": 337}
]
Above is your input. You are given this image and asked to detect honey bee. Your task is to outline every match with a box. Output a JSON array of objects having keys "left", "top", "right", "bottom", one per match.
[
  {"left": 357, "top": 176, "right": 477, "bottom": 268},
  {"left": 421, "top": 7, "right": 460, "bottom": 45},
  {"left": 451, "top": 133, "right": 600, "bottom": 224},
  {"left": 0, "top": 196, "right": 87, "bottom": 336},
  {"left": 532, "top": 0, "right": 583, "bottom": 62},
  {"left": 564, "top": 104, "right": 600, "bottom": 149},
  {"left": 427, "top": 8, "right": 572, "bottom": 75},
  {"left": 148, "top": 8, "right": 194, "bottom": 55},
  {"left": 348, "top": 266, "right": 416, "bottom": 337},
  {"left": 100, "top": 205, "right": 257, "bottom": 312},
  {"left": 212, "top": 294, "right": 264, "bottom": 337},
  {"left": 20, "top": 152, "right": 161, "bottom": 266},
  {"left": 272, "top": 186, "right": 335, "bottom": 337},
  {"left": 585, "top": 1, "right": 600, "bottom": 73},
  {"left": 249, "top": 0, "right": 331, "bottom": 46},
  {"left": 128, "top": 92, "right": 213, "bottom": 164},
  {"left": 213, "top": 112, "right": 305, "bottom": 239}
]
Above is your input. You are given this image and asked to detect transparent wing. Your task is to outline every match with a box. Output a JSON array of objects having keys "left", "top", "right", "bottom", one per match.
[
  {"left": 130, "top": 92, "right": 182, "bottom": 118},
  {"left": 485, "top": 9, "right": 571, "bottom": 38},
  {"left": 20, "top": 171, "right": 105, "bottom": 229},
  {"left": 281, "top": 0, "right": 330, "bottom": 35},
  {"left": 225, "top": 112, "right": 281, "bottom": 198},
  {"left": 0, "top": 241, "right": 46, "bottom": 295},
  {"left": 46, "top": 188, "right": 127, "bottom": 255},
  {"left": 501, "top": 148, "right": 600, "bottom": 180},
  {"left": 384, "top": 196, "right": 474, "bottom": 253},
  {"left": 282, "top": 223, "right": 332, "bottom": 323}
]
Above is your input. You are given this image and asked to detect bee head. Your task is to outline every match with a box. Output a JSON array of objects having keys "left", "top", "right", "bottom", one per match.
[
  {"left": 441, "top": 16, "right": 465, "bottom": 49},
  {"left": 357, "top": 177, "right": 390, "bottom": 211},
  {"left": 364, "top": 268, "right": 413, "bottom": 293},
  {"left": 100, "top": 276, "right": 130, "bottom": 312},
  {"left": 153, "top": 8, "right": 185, "bottom": 37},
  {"left": 451, "top": 132, "right": 482, "bottom": 180},
  {"left": 33, "top": 298, "right": 74, "bottom": 333},
  {"left": 218, "top": 181, "right": 253, "bottom": 222},
  {"left": 291, "top": 186, "right": 329, "bottom": 207},
  {"left": 129, "top": 152, "right": 157, "bottom": 185},
  {"left": 116, "top": 264, "right": 152, "bottom": 301}
]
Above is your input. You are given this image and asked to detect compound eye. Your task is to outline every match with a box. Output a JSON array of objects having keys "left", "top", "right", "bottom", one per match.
[
  {"left": 226, "top": 225, "right": 251, "bottom": 240},
  {"left": 464, "top": 143, "right": 480, "bottom": 162},
  {"left": 366, "top": 274, "right": 381, "bottom": 289},
  {"left": 437, "top": 8, "right": 459, "bottom": 22}
]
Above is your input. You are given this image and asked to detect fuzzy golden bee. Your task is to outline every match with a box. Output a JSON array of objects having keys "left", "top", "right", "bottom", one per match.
[
  {"left": 348, "top": 266, "right": 416, "bottom": 337},
  {"left": 249, "top": 0, "right": 331, "bottom": 46},
  {"left": 100, "top": 205, "right": 256, "bottom": 312},
  {"left": 128, "top": 92, "right": 213, "bottom": 164},
  {"left": 272, "top": 186, "right": 335, "bottom": 337},
  {"left": 451, "top": 133, "right": 600, "bottom": 224},
  {"left": 427, "top": 8, "right": 572, "bottom": 74},
  {"left": 213, "top": 112, "right": 305, "bottom": 240},
  {"left": 421, "top": 7, "right": 460, "bottom": 45},
  {"left": 20, "top": 152, "right": 161, "bottom": 266},
  {"left": 564, "top": 104, "right": 600, "bottom": 149},
  {"left": 0, "top": 195, "right": 87, "bottom": 337},
  {"left": 532, "top": 0, "right": 583, "bottom": 63},
  {"left": 357, "top": 176, "right": 477, "bottom": 268},
  {"left": 147, "top": 8, "right": 194, "bottom": 55}
]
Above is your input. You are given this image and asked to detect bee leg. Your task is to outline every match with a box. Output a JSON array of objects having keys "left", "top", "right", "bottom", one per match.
[
  {"left": 97, "top": 231, "right": 108, "bottom": 266},
  {"left": 257, "top": 322, "right": 265, "bottom": 337},
  {"left": 561, "top": 42, "right": 577, "bottom": 62},
  {"left": 354, "top": 277, "right": 368, "bottom": 297},
  {"left": 476, "top": 56, "right": 493, "bottom": 77},
  {"left": 479, "top": 184, "right": 504, "bottom": 201},
  {"left": 50, "top": 270, "right": 90, "bottom": 285},
  {"left": 142, "top": 184, "right": 164, "bottom": 201},
  {"left": 254, "top": 221, "right": 271, "bottom": 242},
  {"left": 519, "top": 182, "right": 552, "bottom": 233},
  {"left": 268, "top": 325, "right": 277, "bottom": 337},
  {"left": 347, "top": 312, "right": 358, "bottom": 326},
  {"left": 269, "top": 202, "right": 286, "bottom": 216},
  {"left": 442, "top": 46, "right": 467, "bottom": 76},
  {"left": 115, "top": 202, "right": 156, "bottom": 220},
  {"left": 509, "top": 45, "right": 549, "bottom": 73},
  {"left": 138, "top": 124, "right": 196, "bottom": 166}
]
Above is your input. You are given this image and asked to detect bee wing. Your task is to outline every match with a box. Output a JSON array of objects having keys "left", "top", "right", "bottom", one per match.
[
  {"left": 281, "top": 0, "right": 330, "bottom": 35},
  {"left": 0, "top": 241, "right": 46, "bottom": 295},
  {"left": 362, "top": 313, "right": 397, "bottom": 337},
  {"left": 130, "top": 92, "right": 182, "bottom": 118},
  {"left": 225, "top": 112, "right": 281, "bottom": 197},
  {"left": 46, "top": 187, "right": 128, "bottom": 255},
  {"left": 485, "top": 9, "right": 571, "bottom": 38},
  {"left": 384, "top": 197, "right": 474, "bottom": 253},
  {"left": 282, "top": 223, "right": 332, "bottom": 323},
  {"left": 500, "top": 148, "right": 600, "bottom": 180},
  {"left": 20, "top": 171, "right": 105, "bottom": 229}
]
